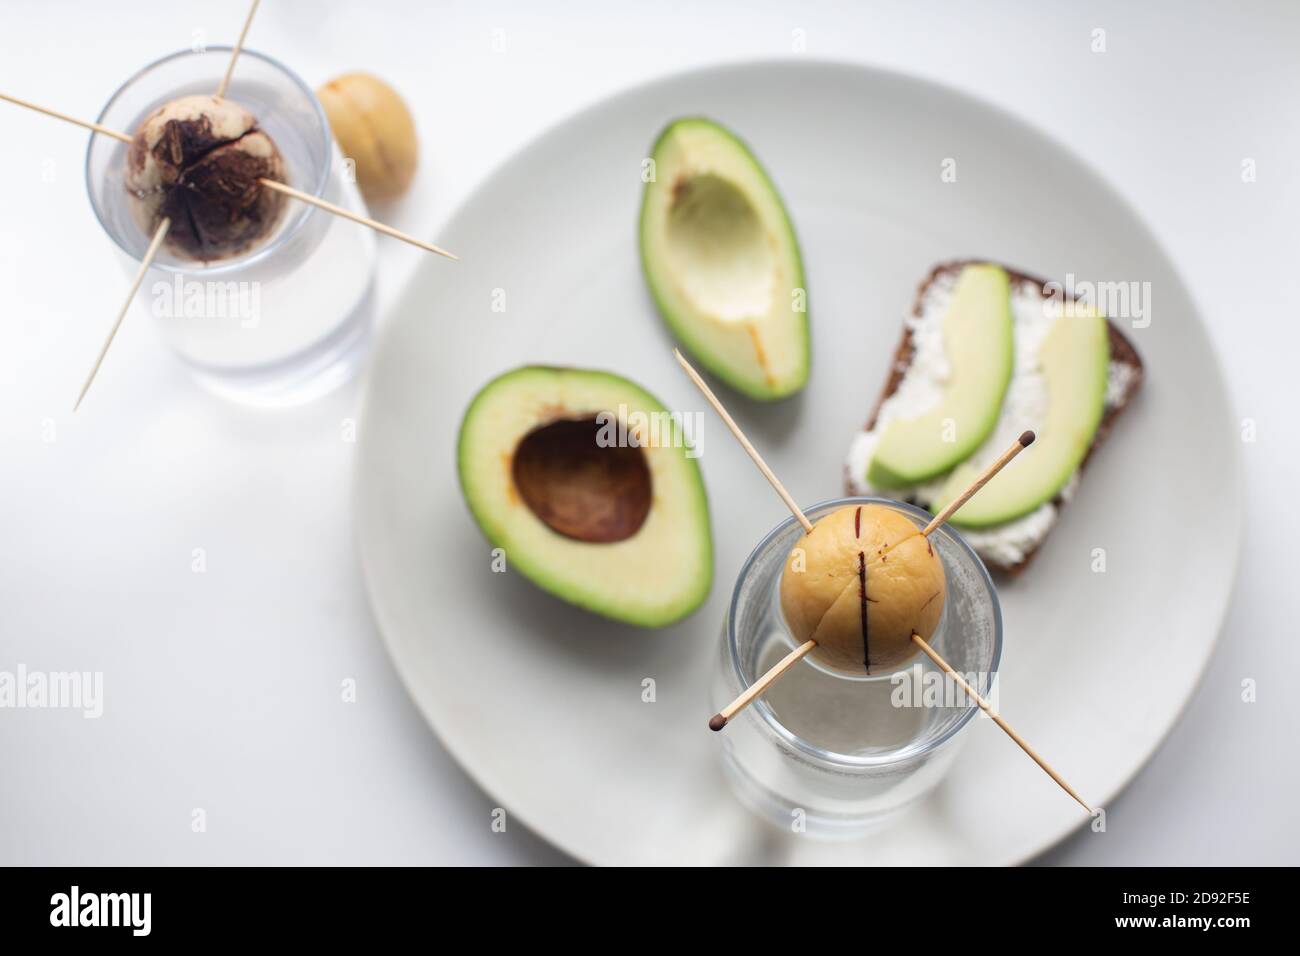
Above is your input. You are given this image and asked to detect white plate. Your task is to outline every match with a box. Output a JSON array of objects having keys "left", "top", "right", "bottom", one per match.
[{"left": 355, "top": 61, "right": 1241, "bottom": 865}]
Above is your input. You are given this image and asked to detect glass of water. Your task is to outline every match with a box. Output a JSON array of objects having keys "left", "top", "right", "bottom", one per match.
[
  {"left": 85, "top": 47, "right": 376, "bottom": 406},
  {"left": 710, "top": 497, "right": 1002, "bottom": 839}
]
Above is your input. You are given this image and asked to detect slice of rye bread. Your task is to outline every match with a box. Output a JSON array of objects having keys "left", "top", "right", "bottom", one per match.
[{"left": 848, "top": 259, "right": 1144, "bottom": 576}]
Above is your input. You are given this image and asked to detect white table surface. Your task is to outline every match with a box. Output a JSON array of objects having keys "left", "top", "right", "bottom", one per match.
[{"left": 1, "top": 0, "right": 1296, "bottom": 866}]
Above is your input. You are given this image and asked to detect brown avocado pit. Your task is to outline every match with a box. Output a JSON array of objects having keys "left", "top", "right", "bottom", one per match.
[{"left": 511, "top": 416, "right": 652, "bottom": 544}]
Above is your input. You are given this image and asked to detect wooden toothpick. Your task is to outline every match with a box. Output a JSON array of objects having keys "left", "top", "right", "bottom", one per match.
[
  {"left": 674, "top": 347, "right": 820, "bottom": 729},
  {"left": 215, "top": 0, "right": 261, "bottom": 100},
  {"left": 258, "top": 178, "right": 458, "bottom": 260},
  {"left": 911, "top": 633, "right": 1093, "bottom": 813},
  {"left": 74, "top": 217, "right": 171, "bottom": 412},
  {"left": 673, "top": 349, "right": 812, "bottom": 534},
  {"left": 0, "top": 92, "right": 131, "bottom": 143},
  {"left": 709, "top": 640, "right": 815, "bottom": 731},
  {"left": 921, "top": 431, "right": 1035, "bottom": 537}
]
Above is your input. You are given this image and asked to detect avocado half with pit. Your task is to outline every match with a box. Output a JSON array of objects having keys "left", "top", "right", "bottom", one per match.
[
  {"left": 457, "top": 366, "right": 713, "bottom": 627},
  {"left": 639, "top": 118, "right": 809, "bottom": 400}
]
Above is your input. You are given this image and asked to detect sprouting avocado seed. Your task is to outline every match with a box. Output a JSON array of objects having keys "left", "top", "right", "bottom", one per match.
[
  {"left": 125, "top": 94, "right": 287, "bottom": 261},
  {"left": 317, "top": 72, "right": 418, "bottom": 203}
]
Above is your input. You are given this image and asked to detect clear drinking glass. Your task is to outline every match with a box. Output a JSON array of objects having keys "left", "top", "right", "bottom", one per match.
[
  {"left": 710, "top": 497, "right": 1002, "bottom": 839},
  {"left": 85, "top": 47, "right": 376, "bottom": 405}
]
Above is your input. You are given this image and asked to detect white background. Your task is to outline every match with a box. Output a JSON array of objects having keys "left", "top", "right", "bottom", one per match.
[{"left": 1, "top": 0, "right": 1296, "bottom": 865}]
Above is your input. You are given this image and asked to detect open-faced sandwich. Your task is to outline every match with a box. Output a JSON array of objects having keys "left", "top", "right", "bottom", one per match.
[{"left": 845, "top": 260, "right": 1143, "bottom": 574}]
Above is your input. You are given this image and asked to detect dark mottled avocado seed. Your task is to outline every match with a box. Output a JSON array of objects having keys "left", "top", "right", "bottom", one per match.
[{"left": 125, "top": 94, "right": 287, "bottom": 261}]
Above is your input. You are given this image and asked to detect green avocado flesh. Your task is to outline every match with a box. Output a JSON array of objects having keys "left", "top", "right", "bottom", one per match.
[
  {"left": 457, "top": 366, "right": 713, "bottom": 628},
  {"left": 868, "top": 264, "right": 1015, "bottom": 487},
  {"left": 639, "top": 118, "right": 809, "bottom": 400},
  {"left": 934, "top": 304, "right": 1110, "bottom": 527}
]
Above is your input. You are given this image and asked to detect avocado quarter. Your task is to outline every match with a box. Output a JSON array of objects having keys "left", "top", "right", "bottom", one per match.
[{"left": 639, "top": 118, "right": 809, "bottom": 400}]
